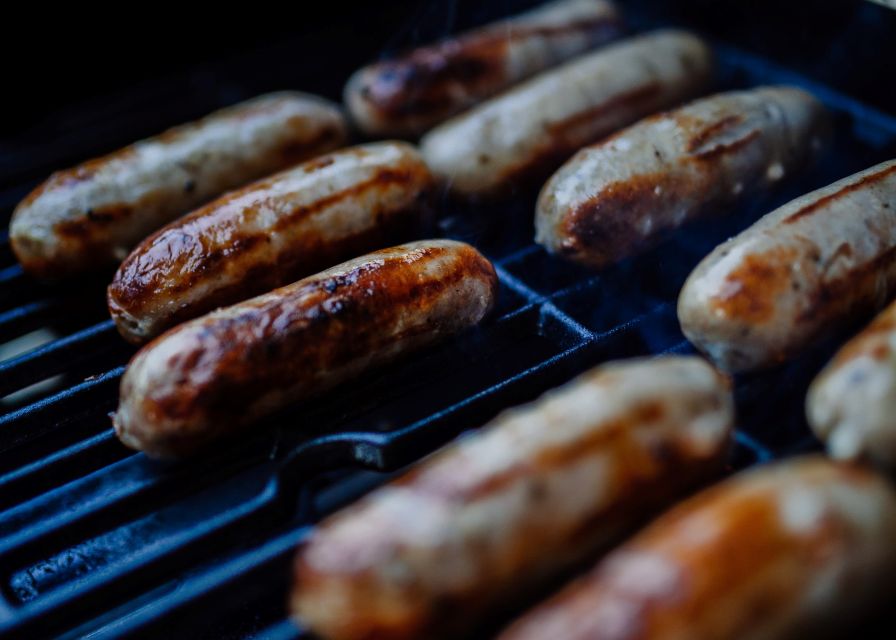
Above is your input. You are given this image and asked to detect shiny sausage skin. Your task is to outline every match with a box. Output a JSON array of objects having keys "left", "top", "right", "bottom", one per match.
[
  {"left": 679, "top": 159, "right": 896, "bottom": 373},
  {"left": 420, "top": 30, "right": 713, "bottom": 200},
  {"left": 290, "top": 357, "right": 733, "bottom": 640},
  {"left": 10, "top": 92, "right": 348, "bottom": 279},
  {"left": 498, "top": 457, "right": 896, "bottom": 640},
  {"left": 807, "top": 298, "right": 896, "bottom": 469},
  {"left": 113, "top": 240, "right": 497, "bottom": 458},
  {"left": 344, "top": 0, "right": 622, "bottom": 138},
  {"left": 108, "top": 142, "right": 434, "bottom": 344},
  {"left": 537, "top": 86, "right": 829, "bottom": 268}
]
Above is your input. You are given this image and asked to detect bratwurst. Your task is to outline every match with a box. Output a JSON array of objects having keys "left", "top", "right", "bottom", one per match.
[
  {"left": 499, "top": 457, "right": 896, "bottom": 640},
  {"left": 679, "top": 159, "right": 896, "bottom": 373},
  {"left": 345, "top": 0, "right": 622, "bottom": 138},
  {"left": 10, "top": 92, "right": 347, "bottom": 279},
  {"left": 420, "top": 30, "right": 713, "bottom": 199},
  {"left": 536, "top": 86, "right": 828, "bottom": 268},
  {"left": 113, "top": 240, "right": 498, "bottom": 458},
  {"left": 291, "top": 357, "right": 732, "bottom": 640},
  {"left": 108, "top": 142, "right": 434, "bottom": 344},
  {"left": 807, "top": 297, "right": 896, "bottom": 469}
]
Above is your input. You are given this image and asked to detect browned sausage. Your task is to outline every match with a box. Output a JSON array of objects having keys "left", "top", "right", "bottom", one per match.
[
  {"left": 344, "top": 0, "right": 622, "bottom": 138},
  {"left": 536, "top": 86, "right": 829, "bottom": 268},
  {"left": 108, "top": 142, "right": 434, "bottom": 344},
  {"left": 290, "top": 357, "right": 733, "bottom": 640},
  {"left": 113, "top": 240, "right": 498, "bottom": 458},
  {"left": 10, "top": 92, "right": 348, "bottom": 279},
  {"left": 679, "top": 159, "right": 896, "bottom": 373},
  {"left": 499, "top": 457, "right": 896, "bottom": 640}
]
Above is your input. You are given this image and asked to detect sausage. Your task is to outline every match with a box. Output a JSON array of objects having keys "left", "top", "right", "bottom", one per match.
[
  {"left": 290, "top": 357, "right": 733, "bottom": 640},
  {"left": 678, "top": 159, "right": 896, "bottom": 373},
  {"left": 807, "top": 298, "right": 896, "bottom": 469},
  {"left": 344, "top": 0, "right": 622, "bottom": 138},
  {"left": 419, "top": 30, "right": 713, "bottom": 200},
  {"left": 498, "top": 456, "right": 896, "bottom": 640},
  {"left": 536, "top": 86, "right": 829, "bottom": 268},
  {"left": 113, "top": 240, "right": 497, "bottom": 458},
  {"left": 10, "top": 92, "right": 348, "bottom": 279},
  {"left": 107, "top": 142, "right": 434, "bottom": 344}
]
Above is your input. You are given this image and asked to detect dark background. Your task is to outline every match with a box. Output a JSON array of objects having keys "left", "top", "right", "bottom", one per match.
[
  {"left": 1, "top": 0, "right": 893, "bottom": 192},
  {"left": 4, "top": 0, "right": 895, "bottom": 130}
]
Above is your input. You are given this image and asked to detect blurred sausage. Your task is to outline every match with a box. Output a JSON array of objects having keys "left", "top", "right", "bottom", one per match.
[
  {"left": 291, "top": 357, "right": 733, "bottom": 640},
  {"left": 807, "top": 297, "right": 896, "bottom": 469},
  {"left": 679, "top": 159, "right": 896, "bottom": 373},
  {"left": 113, "top": 240, "right": 497, "bottom": 458},
  {"left": 10, "top": 92, "right": 348, "bottom": 279},
  {"left": 345, "top": 0, "right": 622, "bottom": 138},
  {"left": 420, "top": 30, "right": 713, "bottom": 200},
  {"left": 108, "top": 142, "right": 434, "bottom": 344},
  {"left": 499, "top": 456, "right": 896, "bottom": 640},
  {"left": 537, "top": 86, "right": 829, "bottom": 268}
]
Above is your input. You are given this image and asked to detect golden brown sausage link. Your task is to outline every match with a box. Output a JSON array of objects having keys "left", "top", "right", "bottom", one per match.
[
  {"left": 108, "top": 142, "right": 434, "bottom": 344},
  {"left": 499, "top": 457, "right": 896, "bottom": 640},
  {"left": 345, "top": 0, "right": 622, "bottom": 138},
  {"left": 113, "top": 240, "right": 498, "bottom": 458},
  {"left": 11, "top": 92, "right": 348, "bottom": 279},
  {"left": 290, "top": 357, "right": 732, "bottom": 640}
]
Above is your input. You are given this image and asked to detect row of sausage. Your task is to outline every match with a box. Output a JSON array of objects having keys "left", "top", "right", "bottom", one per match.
[
  {"left": 5, "top": 0, "right": 896, "bottom": 472},
  {"left": 290, "top": 356, "right": 896, "bottom": 639}
]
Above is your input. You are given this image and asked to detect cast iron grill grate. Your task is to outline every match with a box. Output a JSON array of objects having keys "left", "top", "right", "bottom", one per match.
[{"left": 0, "top": 29, "right": 895, "bottom": 640}]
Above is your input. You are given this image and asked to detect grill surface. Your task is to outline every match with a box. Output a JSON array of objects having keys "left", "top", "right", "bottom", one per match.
[{"left": 1, "top": 8, "right": 896, "bottom": 639}]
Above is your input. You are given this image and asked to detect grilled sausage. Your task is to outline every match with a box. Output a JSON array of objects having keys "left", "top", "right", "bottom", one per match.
[
  {"left": 679, "top": 159, "right": 896, "bottom": 373},
  {"left": 108, "top": 142, "right": 434, "bottom": 344},
  {"left": 498, "top": 457, "right": 896, "bottom": 640},
  {"left": 344, "top": 0, "right": 622, "bottom": 138},
  {"left": 537, "top": 86, "right": 829, "bottom": 268},
  {"left": 291, "top": 357, "right": 733, "bottom": 640},
  {"left": 10, "top": 92, "right": 348, "bottom": 279},
  {"left": 807, "top": 298, "right": 896, "bottom": 469},
  {"left": 113, "top": 240, "right": 497, "bottom": 458},
  {"left": 420, "top": 30, "right": 713, "bottom": 200}
]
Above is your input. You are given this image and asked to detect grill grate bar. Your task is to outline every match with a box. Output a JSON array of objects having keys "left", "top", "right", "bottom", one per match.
[{"left": 0, "top": 320, "right": 127, "bottom": 398}]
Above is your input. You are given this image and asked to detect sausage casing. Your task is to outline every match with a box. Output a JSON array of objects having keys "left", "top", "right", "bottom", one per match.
[
  {"left": 807, "top": 298, "right": 896, "bottom": 468},
  {"left": 536, "top": 86, "right": 829, "bottom": 267},
  {"left": 678, "top": 159, "right": 896, "bottom": 373},
  {"left": 499, "top": 457, "right": 896, "bottom": 640},
  {"left": 10, "top": 92, "right": 348, "bottom": 279},
  {"left": 420, "top": 30, "right": 713, "bottom": 199},
  {"left": 108, "top": 142, "right": 434, "bottom": 344},
  {"left": 344, "top": 0, "right": 622, "bottom": 138},
  {"left": 112, "top": 240, "right": 497, "bottom": 458},
  {"left": 290, "top": 357, "right": 732, "bottom": 640}
]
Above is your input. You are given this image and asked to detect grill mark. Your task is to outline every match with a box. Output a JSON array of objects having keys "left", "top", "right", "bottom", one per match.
[
  {"left": 362, "top": 15, "right": 621, "bottom": 119},
  {"left": 491, "top": 83, "right": 665, "bottom": 199},
  {"left": 797, "top": 242, "right": 896, "bottom": 326},
  {"left": 546, "top": 82, "right": 663, "bottom": 141},
  {"left": 785, "top": 164, "right": 896, "bottom": 224},
  {"left": 401, "top": 401, "right": 669, "bottom": 501},
  {"left": 689, "top": 129, "right": 760, "bottom": 161},
  {"left": 685, "top": 114, "right": 744, "bottom": 153},
  {"left": 271, "top": 167, "right": 422, "bottom": 232}
]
